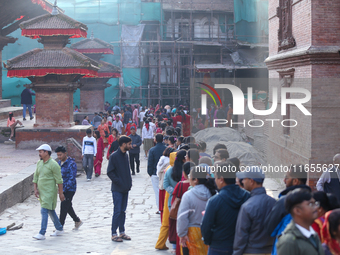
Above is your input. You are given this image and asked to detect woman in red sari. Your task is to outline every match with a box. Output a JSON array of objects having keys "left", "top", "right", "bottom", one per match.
[
  {"left": 172, "top": 110, "right": 191, "bottom": 137},
  {"left": 93, "top": 130, "right": 104, "bottom": 177},
  {"left": 322, "top": 209, "right": 340, "bottom": 255},
  {"left": 312, "top": 192, "right": 339, "bottom": 242},
  {"left": 107, "top": 128, "right": 119, "bottom": 160}
]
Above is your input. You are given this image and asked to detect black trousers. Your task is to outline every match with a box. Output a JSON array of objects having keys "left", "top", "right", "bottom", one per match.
[
  {"left": 129, "top": 153, "right": 140, "bottom": 173},
  {"left": 59, "top": 191, "right": 80, "bottom": 226}
]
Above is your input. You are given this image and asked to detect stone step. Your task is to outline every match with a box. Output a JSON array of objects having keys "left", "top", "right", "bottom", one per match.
[
  {"left": 0, "top": 99, "right": 11, "bottom": 108},
  {"left": 0, "top": 107, "right": 26, "bottom": 122}
]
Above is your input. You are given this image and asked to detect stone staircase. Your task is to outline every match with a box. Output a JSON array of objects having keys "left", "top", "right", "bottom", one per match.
[{"left": 66, "top": 137, "right": 84, "bottom": 174}]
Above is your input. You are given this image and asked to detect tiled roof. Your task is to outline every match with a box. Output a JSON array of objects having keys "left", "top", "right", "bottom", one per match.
[
  {"left": 7, "top": 48, "right": 99, "bottom": 70},
  {"left": 98, "top": 61, "right": 120, "bottom": 73},
  {"left": 71, "top": 38, "right": 113, "bottom": 50},
  {"left": 20, "top": 13, "right": 87, "bottom": 30}
]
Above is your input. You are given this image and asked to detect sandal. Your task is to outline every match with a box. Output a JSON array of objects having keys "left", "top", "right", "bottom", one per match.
[
  {"left": 119, "top": 233, "right": 131, "bottom": 240},
  {"left": 112, "top": 235, "right": 123, "bottom": 242}
]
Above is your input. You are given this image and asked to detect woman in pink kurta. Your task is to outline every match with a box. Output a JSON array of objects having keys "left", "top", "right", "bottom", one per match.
[
  {"left": 133, "top": 106, "right": 139, "bottom": 128},
  {"left": 94, "top": 131, "right": 104, "bottom": 177},
  {"left": 7, "top": 112, "right": 24, "bottom": 142}
]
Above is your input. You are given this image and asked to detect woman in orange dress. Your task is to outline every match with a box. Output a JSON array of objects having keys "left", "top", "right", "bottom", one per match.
[{"left": 97, "top": 118, "right": 109, "bottom": 148}]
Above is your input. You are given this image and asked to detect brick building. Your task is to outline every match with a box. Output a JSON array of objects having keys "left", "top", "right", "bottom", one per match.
[{"left": 265, "top": 0, "right": 340, "bottom": 186}]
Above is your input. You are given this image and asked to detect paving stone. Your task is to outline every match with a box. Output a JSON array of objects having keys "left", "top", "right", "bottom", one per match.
[{"left": 0, "top": 142, "right": 284, "bottom": 254}]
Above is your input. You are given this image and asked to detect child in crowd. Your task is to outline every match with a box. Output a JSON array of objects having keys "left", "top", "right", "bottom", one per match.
[{"left": 7, "top": 112, "right": 24, "bottom": 142}]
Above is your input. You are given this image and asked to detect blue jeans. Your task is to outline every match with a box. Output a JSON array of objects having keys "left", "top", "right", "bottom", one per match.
[
  {"left": 83, "top": 154, "right": 94, "bottom": 179},
  {"left": 39, "top": 207, "right": 63, "bottom": 235},
  {"left": 111, "top": 191, "right": 128, "bottom": 236},
  {"left": 23, "top": 104, "right": 33, "bottom": 119},
  {"left": 208, "top": 247, "right": 233, "bottom": 255}
]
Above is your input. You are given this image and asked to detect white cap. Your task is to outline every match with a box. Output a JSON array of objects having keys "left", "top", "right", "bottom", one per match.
[{"left": 36, "top": 144, "right": 52, "bottom": 152}]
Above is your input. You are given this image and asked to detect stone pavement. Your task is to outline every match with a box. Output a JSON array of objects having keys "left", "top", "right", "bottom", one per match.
[{"left": 0, "top": 147, "right": 284, "bottom": 255}]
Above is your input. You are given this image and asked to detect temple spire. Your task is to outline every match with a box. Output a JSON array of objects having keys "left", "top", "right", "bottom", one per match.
[
  {"left": 51, "top": 1, "right": 59, "bottom": 15},
  {"left": 90, "top": 31, "right": 94, "bottom": 40}
]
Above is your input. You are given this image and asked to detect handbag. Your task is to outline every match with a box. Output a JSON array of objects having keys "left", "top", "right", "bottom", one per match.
[{"left": 169, "top": 182, "right": 183, "bottom": 220}]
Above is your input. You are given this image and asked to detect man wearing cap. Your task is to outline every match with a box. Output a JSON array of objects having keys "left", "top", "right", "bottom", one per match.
[
  {"left": 233, "top": 166, "right": 276, "bottom": 255},
  {"left": 128, "top": 126, "right": 142, "bottom": 175},
  {"left": 33, "top": 144, "right": 65, "bottom": 240}
]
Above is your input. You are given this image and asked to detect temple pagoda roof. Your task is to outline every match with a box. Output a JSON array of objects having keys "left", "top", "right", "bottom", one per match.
[
  {"left": 0, "top": 0, "right": 63, "bottom": 45},
  {"left": 97, "top": 60, "right": 121, "bottom": 78},
  {"left": 71, "top": 37, "right": 114, "bottom": 54},
  {"left": 6, "top": 47, "right": 99, "bottom": 77},
  {"left": 20, "top": 12, "right": 87, "bottom": 38}
]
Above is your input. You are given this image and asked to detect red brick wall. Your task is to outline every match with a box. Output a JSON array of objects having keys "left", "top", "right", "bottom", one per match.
[
  {"left": 35, "top": 91, "right": 74, "bottom": 127},
  {"left": 268, "top": 0, "right": 279, "bottom": 56},
  {"left": 80, "top": 89, "right": 105, "bottom": 112},
  {"left": 292, "top": 0, "right": 312, "bottom": 50},
  {"left": 15, "top": 128, "right": 88, "bottom": 150},
  {"left": 267, "top": 0, "right": 340, "bottom": 189},
  {"left": 311, "top": 0, "right": 340, "bottom": 46}
]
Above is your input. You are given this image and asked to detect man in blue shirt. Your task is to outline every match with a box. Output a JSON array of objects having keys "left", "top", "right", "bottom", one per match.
[{"left": 55, "top": 146, "right": 83, "bottom": 230}]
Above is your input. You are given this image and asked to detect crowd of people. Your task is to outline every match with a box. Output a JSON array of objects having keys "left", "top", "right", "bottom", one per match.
[
  {"left": 79, "top": 103, "right": 192, "bottom": 180},
  {"left": 30, "top": 102, "right": 340, "bottom": 255}
]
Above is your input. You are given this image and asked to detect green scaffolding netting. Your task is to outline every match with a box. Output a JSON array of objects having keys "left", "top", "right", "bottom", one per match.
[
  {"left": 2, "top": 0, "right": 268, "bottom": 106},
  {"left": 2, "top": 0, "right": 163, "bottom": 106},
  {"left": 234, "top": 0, "right": 268, "bottom": 44}
]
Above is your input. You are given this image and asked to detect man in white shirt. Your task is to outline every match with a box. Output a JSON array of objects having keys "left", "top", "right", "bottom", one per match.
[
  {"left": 276, "top": 188, "right": 323, "bottom": 255},
  {"left": 139, "top": 108, "right": 146, "bottom": 129},
  {"left": 147, "top": 117, "right": 156, "bottom": 133},
  {"left": 112, "top": 116, "right": 124, "bottom": 135},
  {"left": 82, "top": 128, "right": 97, "bottom": 181},
  {"left": 316, "top": 154, "right": 340, "bottom": 204}
]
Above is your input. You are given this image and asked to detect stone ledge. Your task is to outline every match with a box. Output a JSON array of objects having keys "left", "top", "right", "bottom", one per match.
[
  {"left": 15, "top": 127, "right": 90, "bottom": 150},
  {"left": 266, "top": 46, "right": 340, "bottom": 63},
  {"left": 0, "top": 163, "right": 36, "bottom": 214}
]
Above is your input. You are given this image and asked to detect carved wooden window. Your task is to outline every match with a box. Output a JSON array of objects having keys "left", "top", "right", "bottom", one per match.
[{"left": 277, "top": 0, "right": 296, "bottom": 51}]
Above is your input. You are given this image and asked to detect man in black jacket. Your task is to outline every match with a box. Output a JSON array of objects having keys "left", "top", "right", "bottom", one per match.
[
  {"left": 201, "top": 161, "right": 250, "bottom": 254},
  {"left": 107, "top": 135, "right": 132, "bottom": 242},
  {"left": 147, "top": 134, "right": 167, "bottom": 212},
  {"left": 129, "top": 126, "right": 142, "bottom": 175},
  {"left": 265, "top": 164, "right": 311, "bottom": 255},
  {"left": 123, "top": 108, "right": 132, "bottom": 128},
  {"left": 21, "top": 87, "right": 35, "bottom": 120}
]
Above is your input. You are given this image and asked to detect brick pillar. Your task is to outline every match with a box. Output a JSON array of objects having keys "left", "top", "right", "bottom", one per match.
[
  {"left": 79, "top": 78, "right": 110, "bottom": 112},
  {"left": 80, "top": 89, "right": 105, "bottom": 112},
  {"left": 32, "top": 83, "right": 80, "bottom": 127}
]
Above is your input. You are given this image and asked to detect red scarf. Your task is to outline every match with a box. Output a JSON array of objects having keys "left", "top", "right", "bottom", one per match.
[{"left": 146, "top": 123, "right": 149, "bottom": 131}]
